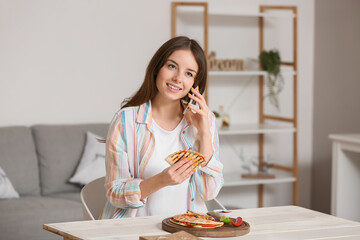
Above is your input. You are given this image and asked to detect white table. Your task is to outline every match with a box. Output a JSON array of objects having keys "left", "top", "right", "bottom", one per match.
[
  {"left": 329, "top": 134, "right": 360, "bottom": 221},
  {"left": 43, "top": 206, "right": 360, "bottom": 240}
]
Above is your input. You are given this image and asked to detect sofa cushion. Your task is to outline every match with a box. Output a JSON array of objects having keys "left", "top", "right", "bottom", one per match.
[
  {"left": 0, "top": 126, "right": 41, "bottom": 196},
  {"left": 48, "top": 192, "right": 81, "bottom": 202},
  {"left": 32, "top": 124, "right": 108, "bottom": 195},
  {"left": 0, "top": 166, "right": 20, "bottom": 199},
  {"left": 0, "top": 196, "right": 83, "bottom": 240},
  {"left": 69, "top": 131, "right": 106, "bottom": 185}
]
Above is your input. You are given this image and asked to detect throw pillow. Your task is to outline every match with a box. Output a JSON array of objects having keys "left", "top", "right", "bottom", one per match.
[
  {"left": 0, "top": 166, "right": 20, "bottom": 199},
  {"left": 69, "top": 131, "right": 106, "bottom": 185}
]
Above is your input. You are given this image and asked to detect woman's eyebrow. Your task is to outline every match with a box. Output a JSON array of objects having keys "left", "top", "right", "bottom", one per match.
[{"left": 168, "top": 59, "right": 197, "bottom": 74}]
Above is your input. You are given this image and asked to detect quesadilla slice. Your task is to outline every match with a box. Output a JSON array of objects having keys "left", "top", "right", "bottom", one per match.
[
  {"left": 170, "top": 211, "right": 224, "bottom": 228},
  {"left": 185, "top": 210, "right": 215, "bottom": 221},
  {"left": 165, "top": 150, "right": 206, "bottom": 166}
]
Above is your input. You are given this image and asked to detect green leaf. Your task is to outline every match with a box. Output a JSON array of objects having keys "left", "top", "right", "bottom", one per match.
[
  {"left": 259, "top": 49, "right": 283, "bottom": 110},
  {"left": 220, "top": 215, "right": 231, "bottom": 224},
  {"left": 259, "top": 49, "right": 281, "bottom": 77}
]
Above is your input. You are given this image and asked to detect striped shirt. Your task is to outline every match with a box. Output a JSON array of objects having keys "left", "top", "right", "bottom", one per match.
[{"left": 100, "top": 100, "right": 223, "bottom": 219}]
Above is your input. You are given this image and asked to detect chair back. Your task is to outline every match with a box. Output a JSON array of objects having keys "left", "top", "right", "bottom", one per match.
[{"left": 80, "top": 176, "right": 107, "bottom": 220}]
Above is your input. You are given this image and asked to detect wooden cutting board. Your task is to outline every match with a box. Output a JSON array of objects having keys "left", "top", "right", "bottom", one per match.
[
  {"left": 162, "top": 218, "right": 250, "bottom": 238},
  {"left": 140, "top": 230, "right": 203, "bottom": 240}
]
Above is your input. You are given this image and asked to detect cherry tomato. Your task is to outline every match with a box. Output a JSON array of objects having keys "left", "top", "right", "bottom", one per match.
[{"left": 231, "top": 217, "right": 243, "bottom": 227}]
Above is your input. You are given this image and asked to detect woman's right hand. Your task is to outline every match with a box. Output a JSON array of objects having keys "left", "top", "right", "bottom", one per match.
[
  {"left": 139, "top": 157, "right": 197, "bottom": 199},
  {"left": 161, "top": 158, "right": 197, "bottom": 185}
]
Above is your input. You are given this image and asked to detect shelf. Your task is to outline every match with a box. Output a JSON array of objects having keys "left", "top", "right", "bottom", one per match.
[
  {"left": 209, "top": 70, "right": 296, "bottom": 77},
  {"left": 218, "top": 123, "right": 296, "bottom": 136},
  {"left": 209, "top": 10, "right": 296, "bottom": 18},
  {"left": 178, "top": 8, "right": 296, "bottom": 18},
  {"left": 223, "top": 172, "right": 296, "bottom": 187}
]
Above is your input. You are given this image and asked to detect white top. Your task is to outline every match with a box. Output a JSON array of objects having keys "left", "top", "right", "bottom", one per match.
[{"left": 136, "top": 118, "right": 188, "bottom": 217}]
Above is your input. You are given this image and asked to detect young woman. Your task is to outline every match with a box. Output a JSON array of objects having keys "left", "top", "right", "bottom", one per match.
[{"left": 100, "top": 36, "right": 223, "bottom": 219}]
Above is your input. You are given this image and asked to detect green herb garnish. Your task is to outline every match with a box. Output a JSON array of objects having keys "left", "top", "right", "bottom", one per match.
[{"left": 220, "top": 215, "right": 231, "bottom": 224}]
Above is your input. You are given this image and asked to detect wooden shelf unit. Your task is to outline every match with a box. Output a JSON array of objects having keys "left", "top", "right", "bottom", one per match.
[
  {"left": 224, "top": 172, "right": 296, "bottom": 187},
  {"left": 218, "top": 123, "right": 295, "bottom": 136},
  {"left": 171, "top": 2, "right": 298, "bottom": 207},
  {"left": 259, "top": 5, "right": 298, "bottom": 207},
  {"left": 209, "top": 70, "right": 296, "bottom": 77}
]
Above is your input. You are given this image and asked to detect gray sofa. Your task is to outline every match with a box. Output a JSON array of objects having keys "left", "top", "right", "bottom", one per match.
[{"left": 0, "top": 123, "right": 109, "bottom": 240}]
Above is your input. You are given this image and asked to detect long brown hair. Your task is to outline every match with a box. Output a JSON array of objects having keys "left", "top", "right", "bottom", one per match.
[{"left": 121, "top": 36, "right": 207, "bottom": 109}]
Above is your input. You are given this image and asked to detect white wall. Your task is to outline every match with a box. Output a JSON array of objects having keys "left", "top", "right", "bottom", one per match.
[
  {"left": 312, "top": 0, "right": 360, "bottom": 214},
  {"left": 0, "top": 0, "right": 314, "bottom": 208},
  {"left": 0, "top": 0, "right": 171, "bottom": 126}
]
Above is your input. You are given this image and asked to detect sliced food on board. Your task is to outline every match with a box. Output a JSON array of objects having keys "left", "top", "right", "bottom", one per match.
[{"left": 170, "top": 211, "right": 224, "bottom": 228}]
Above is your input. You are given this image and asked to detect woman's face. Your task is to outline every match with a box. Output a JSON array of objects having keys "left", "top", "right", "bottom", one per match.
[{"left": 155, "top": 49, "right": 198, "bottom": 102}]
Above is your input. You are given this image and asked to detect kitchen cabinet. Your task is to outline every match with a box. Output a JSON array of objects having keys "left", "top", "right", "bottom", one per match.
[{"left": 329, "top": 134, "right": 360, "bottom": 221}]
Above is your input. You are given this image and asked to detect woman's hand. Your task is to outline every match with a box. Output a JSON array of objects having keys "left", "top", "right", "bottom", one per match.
[
  {"left": 185, "top": 87, "right": 214, "bottom": 166},
  {"left": 161, "top": 158, "right": 197, "bottom": 185},
  {"left": 140, "top": 158, "right": 197, "bottom": 199},
  {"left": 186, "top": 86, "right": 210, "bottom": 136}
]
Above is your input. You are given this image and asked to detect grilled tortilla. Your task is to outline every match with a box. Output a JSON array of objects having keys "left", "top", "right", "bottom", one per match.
[
  {"left": 165, "top": 150, "right": 206, "bottom": 166},
  {"left": 170, "top": 211, "right": 224, "bottom": 228}
]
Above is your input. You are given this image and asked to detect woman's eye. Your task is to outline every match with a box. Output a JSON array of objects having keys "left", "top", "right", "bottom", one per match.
[
  {"left": 186, "top": 72, "right": 193, "bottom": 77},
  {"left": 168, "top": 64, "right": 176, "bottom": 69}
]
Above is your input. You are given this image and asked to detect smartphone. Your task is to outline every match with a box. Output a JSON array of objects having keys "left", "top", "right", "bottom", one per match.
[{"left": 183, "top": 86, "right": 198, "bottom": 115}]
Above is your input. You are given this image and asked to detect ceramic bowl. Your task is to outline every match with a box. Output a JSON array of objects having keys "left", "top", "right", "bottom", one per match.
[{"left": 213, "top": 209, "right": 232, "bottom": 219}]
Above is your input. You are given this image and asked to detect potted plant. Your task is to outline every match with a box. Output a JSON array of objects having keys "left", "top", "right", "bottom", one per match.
[{"left": 259, "top": 49, "right": 284, "bottom": 110}]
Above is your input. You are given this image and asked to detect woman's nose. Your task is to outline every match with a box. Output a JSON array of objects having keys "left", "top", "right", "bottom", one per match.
[{"left": 173, "top": 70, "right": 182, "bottom": 82}]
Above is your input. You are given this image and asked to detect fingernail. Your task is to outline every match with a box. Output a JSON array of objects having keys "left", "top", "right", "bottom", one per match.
[
  {"left": 188, "top": 93, "right": 191, "bottom": 97},
  {"left": 192, "top": 169, "right": 196, "bottom": 172},
  {"left": 196, "top": 86, "right": 199, "bottom": 90},
  {"left": 191, "top": 87, "right": 195, "bottom": 91},
  {"left": 194, "top": 163, "right": 198, "bottom": 167},
  {"left": 192, "top": 159, "right": 196, "bottom": 163}
]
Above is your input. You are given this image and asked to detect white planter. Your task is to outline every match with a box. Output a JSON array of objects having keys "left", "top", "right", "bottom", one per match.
[{"left": 216, "top": 117, "right": 223, "bottom": 131}]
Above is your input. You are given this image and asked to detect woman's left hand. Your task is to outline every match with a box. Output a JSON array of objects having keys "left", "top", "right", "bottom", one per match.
[
  {"left": 185, "top": 87, "right": 214, "bottom": 166},
  {"left": 186, "top": 86, "right": 210, "bottom": 136}
]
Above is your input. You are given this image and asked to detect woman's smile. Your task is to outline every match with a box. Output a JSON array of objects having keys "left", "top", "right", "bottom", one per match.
[{"left": 166, "top": 83, "right": 182, "bottom": 93}]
